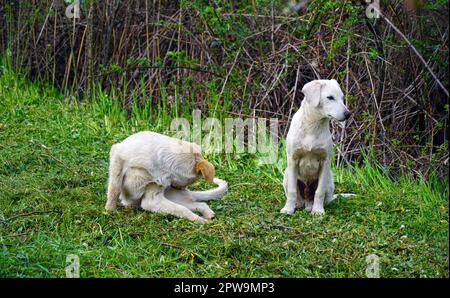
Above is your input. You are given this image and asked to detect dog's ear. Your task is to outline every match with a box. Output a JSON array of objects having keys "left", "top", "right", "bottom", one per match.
[
  {"left": 301, "top": 80, "right": 324, "bottom": 107},
  {"left": 195, "top": 159, "right": 215, "bottom": 183}
]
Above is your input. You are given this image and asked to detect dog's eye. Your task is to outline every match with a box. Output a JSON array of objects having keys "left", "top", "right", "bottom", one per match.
[{"left": 327, "top": 96, "right": 335, "bottom": 100}]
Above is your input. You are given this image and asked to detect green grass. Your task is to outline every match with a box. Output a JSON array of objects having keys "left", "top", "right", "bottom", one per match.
[{"left": 0, "top": 69, "right": 448, "bottom": 278}]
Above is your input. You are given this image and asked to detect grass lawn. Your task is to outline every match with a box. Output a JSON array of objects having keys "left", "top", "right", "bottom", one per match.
[{"left": 0, "top": 70, "right": 448, "bottom": 277}]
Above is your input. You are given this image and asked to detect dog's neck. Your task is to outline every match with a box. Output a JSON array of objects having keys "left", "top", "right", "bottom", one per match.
[
  {"left": 298, "top": 102, "right": 330, "bottom": 133},
  {"left": 166, "top": 154, "right": 200, "bottom": 188}
]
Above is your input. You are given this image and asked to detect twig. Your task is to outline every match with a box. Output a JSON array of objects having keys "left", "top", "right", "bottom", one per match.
[
  {"left": 36, "top": 143, "right": 87, "bottom": 178},
  {"left": 284, "top": 63, "right": 300, "bottom": 136},
  {"left": 35, "top": 0, "right": 56, "bottom": 46},
  {"left": 161, "top": 242, "right": 182, "bottom": 249},
  {"left": 1, "top": 210, "right": 63, "bottom": 225}
]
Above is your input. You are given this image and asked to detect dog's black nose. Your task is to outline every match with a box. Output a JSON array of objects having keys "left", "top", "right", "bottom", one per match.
[{"left": 344, "top": 111, "right": 352, "bottom": 120}]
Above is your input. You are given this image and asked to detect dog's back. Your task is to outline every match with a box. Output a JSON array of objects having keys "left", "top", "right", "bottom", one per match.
[{"left": 113, "top": 131, "right": 201, "bottom": 187}]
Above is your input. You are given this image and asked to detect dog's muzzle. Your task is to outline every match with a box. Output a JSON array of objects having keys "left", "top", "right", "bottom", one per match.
[{"left": 344, "top": 110, "right": 352, "bottom": 120}]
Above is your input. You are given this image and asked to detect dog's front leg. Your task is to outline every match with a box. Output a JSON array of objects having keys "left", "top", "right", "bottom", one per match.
[
  {"left": 311, "top": 161, "right": 332, "bottom": 215},
  {"left": 166, "top": 189, "right": 215, "bottom": 219},
  {"left": 141, "top": 184, "right": 209, "bottom": 224},
  {"left": 281, "top": 157, "right": 298, "bottom": 214}
]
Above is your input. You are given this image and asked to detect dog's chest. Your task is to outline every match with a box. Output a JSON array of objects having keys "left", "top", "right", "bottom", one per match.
[{"left": 293, "top": 148, "right": 327, "bottom": 182}]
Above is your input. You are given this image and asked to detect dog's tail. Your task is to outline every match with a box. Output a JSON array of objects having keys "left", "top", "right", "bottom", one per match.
[
  {"left": 332, "top": 193, "right": 357, "bottom": 199},
  {"left": 189, "top": 178, "right": 228, "bottom": 201},
  {"left": 326, "top": 193, "right": 356, "bottom": 206}
]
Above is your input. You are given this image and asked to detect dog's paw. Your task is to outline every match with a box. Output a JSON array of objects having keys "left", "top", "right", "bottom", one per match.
[
  {"left": 196, "top": 217, "right": 211, "bottom": 224},
  {"left": 203, "top": 210, "right": 215, "bottom": 220},
  {"left": 104, "top": 203, "right": 117, "bottom": 211},
  {"left": 296, "top": 201, "right": 305, "bottom": 209},
  {"left": 304, "top": 205, "right": 313, "bottom": 212},
  {"left": 311, "top": 207, "right": 325, "bottom": 216},
  {"left": 280, "top": 207, "right": 295, "bottom": 215}
]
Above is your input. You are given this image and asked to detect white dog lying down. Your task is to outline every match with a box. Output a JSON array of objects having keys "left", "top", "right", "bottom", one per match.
[
  {"left": 105, "top": 131, "right": 228, "bottom": 224},
  {"left": 281, "top": 79, "right": 353, "bottom": 215}
]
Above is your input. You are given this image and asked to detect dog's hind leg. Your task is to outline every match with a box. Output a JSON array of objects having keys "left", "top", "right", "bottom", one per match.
[
  {"left": 119, "top": 168, "right": 150, "bottom": 208},
  {"left": 311, "top": 163, "right": 333, "bottom": 215},
  {"left": 105, "top": 145, "right": 123, "bottom": 211},
  {"left": 295, "top": 180, "right": 306, "bottom": 210},
  {"left": 141, "top": 184, "right": 209, "bottom": 224},
  {"left": 300, "top": 180, "right": 318, "bottom": 212},
  {"left": 324, "top": 192, "right": 334, "bottom": 206},
  {"left": 324, "top": 173, "right": 335, "bottom": 206}
]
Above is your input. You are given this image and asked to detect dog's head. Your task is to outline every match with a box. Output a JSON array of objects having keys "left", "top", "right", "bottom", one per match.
[
  {"left": 195, "top": 159, "right": 215, "bottom": 183},
  {"left": 301, "top": 79, "right": 351, "bottom": 122}
]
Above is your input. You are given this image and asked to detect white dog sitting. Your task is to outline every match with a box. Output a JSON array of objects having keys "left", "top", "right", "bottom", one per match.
[
  {"left": 281, "top": 79, "right": 352, "bottom": 215},
  {"left": 105, "top": 131, "right": 228, "bottom": 224}
]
